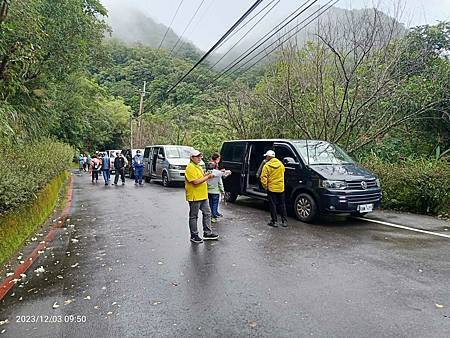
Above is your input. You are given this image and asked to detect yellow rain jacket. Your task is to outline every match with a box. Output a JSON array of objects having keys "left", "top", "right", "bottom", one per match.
[{"left": 260, "top": 157, "right": 285, "bottom": 192}]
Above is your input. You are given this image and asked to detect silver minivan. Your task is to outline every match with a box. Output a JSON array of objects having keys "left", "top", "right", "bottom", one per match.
[{"left": 143, "top": 145, "right": 198, "bottom": 186}]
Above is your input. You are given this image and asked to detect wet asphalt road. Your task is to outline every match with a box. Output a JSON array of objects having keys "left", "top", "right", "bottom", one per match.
[{"left": 0, "top": 172, "right": 449, "bottom": 337}]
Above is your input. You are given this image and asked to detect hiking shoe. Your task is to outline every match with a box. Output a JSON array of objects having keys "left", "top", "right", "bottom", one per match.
[
  {"left": 268, "top": 221, "right": 278, "bottom": 228},
  {"left": 211, "top": 217, "right": 218, "bottom": 223},
  {"left": 190, "top": 235, "right": 203, "bottom": 244},
  {"left": 216, "top": 213, "right": 224, "bottom": 217},
  {"left": 281, "top": 221, "right": 288, "bottom": 227},
  {"left": 203, "top": 233, "right": 219, "bottom": 240},
  {"left": 122, "top": 182, "right": 125, "bottom": 185}
]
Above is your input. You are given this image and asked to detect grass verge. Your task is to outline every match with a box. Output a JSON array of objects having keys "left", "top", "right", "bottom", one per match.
[{"left": 0, "top": 171, "right": 69, "bottom": 266}]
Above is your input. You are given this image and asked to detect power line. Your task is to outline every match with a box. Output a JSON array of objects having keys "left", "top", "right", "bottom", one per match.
[
  {"left": 214, "top": 0, "right": 280, "bottom": 53},
  {"left": 158, "top": 0, "right": 185, "bottom": 49},
  {"left": 208, "top": 0, "right": 281, "bottom": 71},
  {"left": 169, "top": 0, "right": 207, "bottom": 56},
  {"left": 215, "top": 0, "right": 319, "bottom": 77},
  {"left": 137, "top": 0, "right": 264, "bottom": 118},
  {"left": 226, "top": 0, "right": 339, "bottom": 78},
  {"left": 161, "top": 0, "right": 339, "bottom": 116}
]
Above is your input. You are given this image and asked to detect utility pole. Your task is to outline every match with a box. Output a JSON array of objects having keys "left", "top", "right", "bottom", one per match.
[{"left": 130, "top": 81, "right": 147, "bottom": 148}]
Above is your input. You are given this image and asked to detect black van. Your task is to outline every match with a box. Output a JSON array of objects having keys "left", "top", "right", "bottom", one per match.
[{"left": 220, "top": 139, "right": 382, "bottom": 222}]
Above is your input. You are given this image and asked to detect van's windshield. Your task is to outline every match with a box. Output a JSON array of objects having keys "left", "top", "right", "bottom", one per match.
[
  {"left": 165, "top": 147, "right": 193, "bottom": 159},
  {"left": 292, "top": 141, "right": 354, "bottom": 165}
]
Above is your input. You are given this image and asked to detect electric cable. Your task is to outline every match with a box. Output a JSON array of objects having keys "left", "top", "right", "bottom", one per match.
[{"left": 158, "top": 0, "right": 185, "bottom": 49}]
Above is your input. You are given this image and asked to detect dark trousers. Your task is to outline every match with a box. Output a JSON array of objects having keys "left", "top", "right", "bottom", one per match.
[
  {"left": 268, "top": 191, "right": 287, "bottom": 223},
  {"left": 134, "top": 167, "right": 143, "bottom": 184},
  {"left": 188, "top": 200, "right": 212, "bottom": 237},
  {"left": 208, "top": 193, "right": 220, "bottom": 217},
  {"left": 114, "top": 168, "right": 125, "bottom": 184},
  {"left": 91, "top": 170, "right": 99, "bottom": 182}
]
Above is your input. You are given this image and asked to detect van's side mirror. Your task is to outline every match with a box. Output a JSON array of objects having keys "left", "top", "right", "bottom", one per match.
[
  {"left": 283, "top": 157, "right": 298, "bottom": 165},
  {"left": 158, "top": 154, "right": 164, "bottom": 160}
]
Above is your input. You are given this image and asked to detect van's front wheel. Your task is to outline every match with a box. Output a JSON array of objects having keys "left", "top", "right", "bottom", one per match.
[
  {"left": 294, "top": 193, "right": 317, "bottom": 223},
  {"left": 162, "top": 172, "right": 170, "bottom": 187},
  {"left": 224, "top": 191, "right": 238, "bottom": 203}
]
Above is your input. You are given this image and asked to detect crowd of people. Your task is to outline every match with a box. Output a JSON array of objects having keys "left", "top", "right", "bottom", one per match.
[
  {"left": 79, "top": 148, "right": 287, "bottom": 244},
  {"left": 78, "top": 150, "right": 145, "bottom": 186}
]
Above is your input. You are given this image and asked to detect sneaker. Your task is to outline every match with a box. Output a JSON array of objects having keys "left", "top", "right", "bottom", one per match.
[
  {"left": 211, "top": 217, "right": 218, "bottom": 223},
  {"left": 268, "top": 221, "right": 278, "bottom": 228},
  {"left": 190, "top": 235, "right": 203, "bottom": 244},
  {"left": 203, "top": 233, "right": 219, "bottom": 240},
  {"left": 122, "top": 182, "right": 125, "bottom": 185},
  {"left": 216, "top": 213, "right": 224, "bottom": 217},
  {"left": 281, "top": 221, "right": 288, "bottom": 227}
]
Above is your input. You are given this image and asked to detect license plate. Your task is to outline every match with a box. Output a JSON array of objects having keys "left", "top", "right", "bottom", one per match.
[{"left": 357, "top": 204, "right": 373, "bottom": 213}]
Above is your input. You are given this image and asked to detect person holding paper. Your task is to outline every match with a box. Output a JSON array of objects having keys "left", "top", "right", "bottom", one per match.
[
  {"left": 207, "top": 153, "right": 225, "bottom": 222},
  {"left": 185, "top": 150, "right": 219, "bottom": 243}
]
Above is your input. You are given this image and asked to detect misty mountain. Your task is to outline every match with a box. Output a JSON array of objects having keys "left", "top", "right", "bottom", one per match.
[
  {"left": 104, "top": 6, "right": 202, "bottom": 60},
  {"left": 208, "top": 6, "right": 406, "bottom": 71}
]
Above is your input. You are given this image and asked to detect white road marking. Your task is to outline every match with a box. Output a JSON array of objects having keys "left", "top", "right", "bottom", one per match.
[{"left": 355, "top": 217, "right": 450, "bottom": 239}]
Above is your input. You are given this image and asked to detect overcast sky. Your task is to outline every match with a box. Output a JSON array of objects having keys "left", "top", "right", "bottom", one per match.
[{"left": 101, "top": 0, "right": 450, "bottom": 50}]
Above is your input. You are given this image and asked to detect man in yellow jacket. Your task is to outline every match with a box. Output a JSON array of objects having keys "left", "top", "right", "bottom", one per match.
[
  {"left": 260, "top": 150, "right": 288, "bottom": 227},
  {"left": 185, "top": 149, "right": 219, "bottom": 243}
]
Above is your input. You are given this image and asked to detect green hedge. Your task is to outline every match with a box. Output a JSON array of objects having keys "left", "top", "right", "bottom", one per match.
[
  {"left": 362, "top": 156, "right": 450, "bottom": 215},
  {"left": 0, "top": 139, "right": 74, "bottom": 215}
]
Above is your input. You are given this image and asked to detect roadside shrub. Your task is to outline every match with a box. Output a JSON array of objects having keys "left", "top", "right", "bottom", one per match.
[
  {"left": 0, "top": 139, "right": 73, "bottom": 215},
  {"left": 362, "top": 156, "right": 450, "bottom": 215}
]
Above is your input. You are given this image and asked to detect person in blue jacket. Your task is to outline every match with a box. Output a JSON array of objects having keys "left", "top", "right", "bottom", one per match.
[
  {"left": 132, "top": 150, "right": 144, "bottom": 185},
  {"left": 101, "top": 152, "right": 111, "bottom": 186}
]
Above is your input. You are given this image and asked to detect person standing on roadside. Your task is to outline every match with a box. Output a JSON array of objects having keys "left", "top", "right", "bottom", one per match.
[
  {"left": 78, "top": 154, "right": 84, "bottom": 172},
  {"left": 113, "top": 152, "right": 126, "bottom": 186},
  {"left": 185, "top": 149, "right": 219, "bottom": 243},
  {"left": 132, "top": 150, "right": 144, "bottom": 185},
  {"left": 260, "top": 150, "right": 288, "bottom": 227},
  {"left": 101, "top": 152, "right": 111, "bottom": 186},
  {"left": 90, "top": 154, "right": 101, "bottom": 183},
  {"left": 207, "top": 153, "right": 225, "bottom": 223},
  {"left": 82, "top": 154, "right": 88, "bottom": 171}
]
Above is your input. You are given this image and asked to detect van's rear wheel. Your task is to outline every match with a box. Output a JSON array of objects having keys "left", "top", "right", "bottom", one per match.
[
  {"left": 294, "top": 193, "right": 317, "bottom": 223},
  {"left": 162, "top": 172, "right": 170, "bottom": 187},
  {"left": 224, "top": 191, "right": 238, "bottom": 203}
]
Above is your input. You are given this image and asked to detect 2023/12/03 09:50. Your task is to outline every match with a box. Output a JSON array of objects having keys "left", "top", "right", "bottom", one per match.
[{"left": 16, "top": 315, "right": 87, "bottom": 323}]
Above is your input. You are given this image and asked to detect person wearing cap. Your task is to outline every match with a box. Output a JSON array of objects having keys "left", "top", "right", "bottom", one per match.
[
  {"left": 185, "top": 149, "right": 219, "bottom": 243},
  {"left": 260, "top": 150, "right": 288, "bottom": 227},
  {"left": 132, "top": 150, "right": 144, "bottom": 185}
]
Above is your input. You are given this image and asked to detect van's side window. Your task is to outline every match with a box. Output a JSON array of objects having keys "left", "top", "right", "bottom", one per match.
[
  {"left": 158, "top": 148, "right": 165, "bottom": 158},
  {"left": 222, "top": 143, "right": 245, "bottom": 162},
  {"left": 274, "top": 146, "right": 297, "bottom": 162},
  {"left": 144, "top": 148, "right": 150, "bottom": 158}
]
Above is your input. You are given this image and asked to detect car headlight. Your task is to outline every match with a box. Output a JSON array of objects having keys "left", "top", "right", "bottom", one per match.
[
  {"left": 320, "top": 180, "right": 347, "bottom": 190},
  {"left": 375, "top": 178, "right": 381, "bottom": 188}
]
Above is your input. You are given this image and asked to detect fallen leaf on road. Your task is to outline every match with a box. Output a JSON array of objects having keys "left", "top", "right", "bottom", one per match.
[
  {"left": 31, "top": 237, "right": 37, "bottom": 241},
  {"left": 84, "top": 296, "right": 91, "bottom": 300},
  {"left": 0, "top": 320, "right": 8, "bottom": 326},
  {"left": 38, "top": 250, "right": 44, "bottom": 254},
  {"left": 20, "top": 274, "right": 26, "bottom": 279},
  {"left": 152, "top": 301, "right": 162, "bottom": 305},
  {"left": 436, "top": 304, "right": 444, "bottom": 308},
  {"left": 112, "top": 302, "right": 117, "bottom": 305},
  {"left": 19, "top": 297, "right": 23, "bottom": 301},
  {"left": 52, "top": 302, "right": 60, "bottom": 309},
  {"left": 6, "top": 273, "right": 13, "bottom": 277},
  {"left": 1, "top": 329, "right": 5, "bottom": 334},
  {"left": 101, "top": 287, "right": 106, "bottom": 290},
  {"left": 34, "top": 266, "right": 45, "bottom": 275},
  {"left": 56, "top": 275, "right": 63, "bottom": 279},
  {"left": 17, "top": 256, "right": 22, "bottom": 260},
  {"left": 94, "top": 306, "right": 99, "bottom": 309},
  {"left": 249, "top": 321, "right": 257, "bottom": 328},
  {"left": 158, "top": 262, "right": 163, "bottom": 265},
  {"left": 71, "top": 239, "right": 79, "bottom": 243},
  {"left": 171, "top": 282, "right": 178, "bottom": 287},
  {"left": 64, "top": 299, "right": 73, "bottom": 305},
  {"left": 71, "top": 263, "right": 79, "bottom": 268},
  {"left": 107, "top": 312, "right": 113, "bottom": 315}
]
